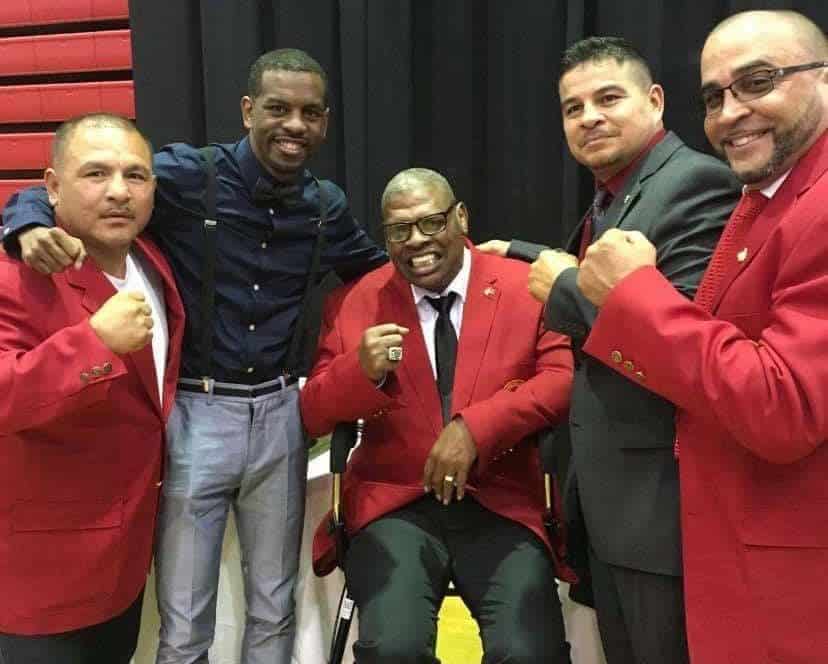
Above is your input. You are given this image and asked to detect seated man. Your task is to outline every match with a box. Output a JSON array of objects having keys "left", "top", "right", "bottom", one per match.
[
  {"left": 0, "top": 114, "right": 184, "bottom": 663},
  {"left": 301, "top": 168, "right": 574, "bottom": 663}
]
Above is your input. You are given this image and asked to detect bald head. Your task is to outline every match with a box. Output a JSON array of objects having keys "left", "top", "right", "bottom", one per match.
[
  {"left": 706, "top": 10, "right": 827, "bottom": 62},
  {"left": 52, "top": 113, "right": 153, "bottom": 172},
  {"left": 381, "top": 168, "right": 455, "bottom": 218}
]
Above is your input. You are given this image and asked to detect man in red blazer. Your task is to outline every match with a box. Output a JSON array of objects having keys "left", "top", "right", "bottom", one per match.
[
  {"left": 575, "top": 10, "right": 828, "bottom": 664},
  {"left": 0, "top": 114, "right": 184, "bottom": 663},
  {"left": 301, "top": 168, "right": 574, "bottom": 663}
]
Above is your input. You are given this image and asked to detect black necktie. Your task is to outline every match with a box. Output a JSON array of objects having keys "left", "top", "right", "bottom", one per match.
[
  {"left": 426, "top": 293, "right": 458, "bottom": 424},
  {"left": 251, "top": 177, "right": 303, "bottom": 208},
  {"left": 590, "top": 187, "right": 613, "bottom": 237}
]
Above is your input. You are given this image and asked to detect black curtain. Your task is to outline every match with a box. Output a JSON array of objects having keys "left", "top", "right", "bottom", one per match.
[{"left": 128, "top": 0, "right": 827, "bottom": 246}]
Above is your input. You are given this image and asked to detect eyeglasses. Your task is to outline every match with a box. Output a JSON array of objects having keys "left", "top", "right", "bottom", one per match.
[
  {"left": 701, "top": 61, "right": 828, "bottom": 117},
  {"left": 383, "top": 201, "right": 458, "bottom": 243}
]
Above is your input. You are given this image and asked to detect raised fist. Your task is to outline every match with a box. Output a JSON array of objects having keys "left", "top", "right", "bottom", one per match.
[
  {"left": 90, "top": 291, "right": 154, "bottom": 354},
  {"left": 358, "top": 323, "right": 409, "bottom": 382}
]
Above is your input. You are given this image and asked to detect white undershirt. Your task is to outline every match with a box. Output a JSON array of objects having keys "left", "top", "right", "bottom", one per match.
[
  {"left": 410, "top": 247, "right": 471, "bottom": 379},
  {"left": 105, "top": 251, "right": 169, "bottom": 402}
]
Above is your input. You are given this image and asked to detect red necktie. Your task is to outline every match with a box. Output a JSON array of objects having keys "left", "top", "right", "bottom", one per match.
[
  {"left": 675, "top": 190, "right": 769, "bottom": 459},
  {"left": 694, "top": 190, "right": 768, "bottom": 313}
]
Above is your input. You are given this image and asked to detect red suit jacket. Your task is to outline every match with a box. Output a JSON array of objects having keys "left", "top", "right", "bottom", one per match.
[
  {"left": 583, "top": 131, "right": 828, "bottom": 663},
  {"left": 301, "top": 246, "right": 575, "bottom": 581},
  {"left": 0, "top": 235, "right": 184, "bottom": 635}
]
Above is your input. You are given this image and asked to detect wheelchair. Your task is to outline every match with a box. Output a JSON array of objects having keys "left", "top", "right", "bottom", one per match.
[{"left": 325, "top": 421, "right": 569, "bottom": 664}]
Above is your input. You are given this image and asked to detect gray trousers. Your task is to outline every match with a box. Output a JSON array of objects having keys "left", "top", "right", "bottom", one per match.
[{"left": 154, "top": 381, "right": 307, "bottom": 664}]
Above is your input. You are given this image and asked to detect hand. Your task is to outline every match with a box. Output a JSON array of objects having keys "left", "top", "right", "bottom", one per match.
[
  {"left": 423, "top": 418, "right": 478, "bottom": 505},
  {"left": 476, "top": 239, "right": 510, "bottom": 257},
  {"left": 528, "top": 249, "right": 578, "bottom": 303},
  {"left": 577, "top": 229, "right": 656, "bottom": 307},
  {"left": 358, "top": 323, "right": 410, "bottom": 382},
  {"left": 89, "top": 291, "right": 154, "bottom": 355},
  {"left": 19, "top": 227, "right": 87, "bottom": 274}
]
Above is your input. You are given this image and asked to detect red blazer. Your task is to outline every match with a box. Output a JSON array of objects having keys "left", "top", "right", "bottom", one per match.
[
  {"left": 583, "top": 131, "right": 828, "bottom": 663},
  {"left": 301, "top": 246, "right": 575, "bottom": 581},
  {"left": 0, "top": 235, "right": 184, "bottom": 635}
]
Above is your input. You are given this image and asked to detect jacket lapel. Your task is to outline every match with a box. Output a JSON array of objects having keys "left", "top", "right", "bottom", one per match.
[
  {"left": 134, "top": 235, "right": 185, "bottom": 418},
  {"left": 385, "top": 271, "right": 444, "bottom": 436},
  {"left": 452, "top": 248, "right": 498, "bottom": 413},
  {"left": 710, "top": 131, "right": 828, "bottom": 312},
  {"left": 64, "top": 255, "right": 117, "bottom": 315},
  {"left": 603, "top": 131, "right": 684, "bottom": 233}
]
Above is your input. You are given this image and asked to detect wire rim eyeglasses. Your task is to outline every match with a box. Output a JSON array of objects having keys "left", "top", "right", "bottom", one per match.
[{"left": 701, "top": 61, "right": 828, "bottom": 117}]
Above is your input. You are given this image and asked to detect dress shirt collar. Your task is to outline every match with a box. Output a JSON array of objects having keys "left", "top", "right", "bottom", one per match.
[
  {"left": 601, "top": 128, "right": 668, "bottom": 196},
  {"left": 755, "top": 169, "right": 792, "bottom": 199},
  {"left": 235, "top": 135, "right": 312, "bottom": 195},
  {"left": 410, "top": 247, "right": 471, "bottom": 306}
]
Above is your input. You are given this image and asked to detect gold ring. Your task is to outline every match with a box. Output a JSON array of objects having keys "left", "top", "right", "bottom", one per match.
[
  {"left": 443, "top": 475, "right": 454, "bottom": 484},
  {"left": 387, "top": 346, "right": 403, "bottom": 362}
]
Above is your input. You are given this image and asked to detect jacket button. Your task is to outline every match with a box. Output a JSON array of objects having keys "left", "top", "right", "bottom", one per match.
[
  {"left": 635, "top": 370, "right": 646, "bottom": 381},
  {"left": 80, "top": 372, "right": 90, "bottom": 383},
  {"left": 623, "top": 360, "right": 634, "bottom": 371},
  {"left": 611, "top": 350, "right": 623, "bottom": 364},
  {"left": 91, "top": 366, "right": 103, "bottom": 376},
  {"left": 102, "top": 362, "right": 113, "bottom": 374}
]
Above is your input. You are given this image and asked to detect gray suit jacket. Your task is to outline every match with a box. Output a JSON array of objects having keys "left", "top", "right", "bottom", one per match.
[{"left": 511, "top": 132, "right": 740, "bottom": 575}]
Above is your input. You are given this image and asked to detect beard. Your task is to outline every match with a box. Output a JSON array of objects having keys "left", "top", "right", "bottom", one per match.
[{"left": 729, "top": 96, "right": 822, "bottom": 184}]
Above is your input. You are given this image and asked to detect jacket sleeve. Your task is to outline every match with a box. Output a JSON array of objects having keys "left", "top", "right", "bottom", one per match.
[
  {"left": 583, "top": 227, "right": 828, "bottom": 465},
  {"left": 299, "top": 289, "right": 397, "bottom": 437},
  {"left": 1, "top": 186, "right": 53, "bottom": 258}
]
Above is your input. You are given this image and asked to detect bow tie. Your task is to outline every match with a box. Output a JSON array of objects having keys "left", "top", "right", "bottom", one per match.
[{"left": 252, "top": 177, "right": 303, "bottom": 208}]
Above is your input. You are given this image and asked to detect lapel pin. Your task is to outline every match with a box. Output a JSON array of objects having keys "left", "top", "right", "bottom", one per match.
[
  {"left": 736, "top": 247, "right": 748, "bottom": 263},
  {"left": 483, "top": 286, "right": 496, "bottom": 298}
]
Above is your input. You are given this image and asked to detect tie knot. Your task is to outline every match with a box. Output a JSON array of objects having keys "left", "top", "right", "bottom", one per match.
[
  {"left": 252, "top": 177, "right": 303, "bottom": 208},
  {"left": 736, "top": 190, "right": 769, "bottom": 220},
  {"left": 426, "top": 292, "right": 457, "bottom": 316},
  {"left": 592, "top": 187, "right": 612, "bottom": 213}
]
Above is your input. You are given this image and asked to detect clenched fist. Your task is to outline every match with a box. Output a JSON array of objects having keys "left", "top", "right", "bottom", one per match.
[
  {"left": 528, "top": 249, "right": 579, "bottom": 304},
  {"left": 577, "top": 229, "right": 657, "bottom": 306},
  {"left": 20, "top": 227, "right": 87, "bottom": 274},
  {"left": 358, "top": 323, "right": 409, "bottom": 382},
  {"left": 90, "top": 291, "right": 154, "bottom": 354}
]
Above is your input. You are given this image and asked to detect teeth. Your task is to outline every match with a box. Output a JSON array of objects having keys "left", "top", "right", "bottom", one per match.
[
  {"left": 411, "top": 254, "right": 437, "bottom": 268},
  {"left": 729, "top": 132, "right": 763, "bottom": 147}
]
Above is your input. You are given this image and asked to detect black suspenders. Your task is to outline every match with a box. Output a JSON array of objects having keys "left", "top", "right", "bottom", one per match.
[{"left": 197, "top": 146, "right": 328, "bottom": 391}]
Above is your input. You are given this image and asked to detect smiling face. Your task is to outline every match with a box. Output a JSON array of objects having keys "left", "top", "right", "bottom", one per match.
[
  {"left": 559, "top": 58, "right": 664, "bottom": 182},
  {"left": 701, "top": 15, "right": 828, "bottom": 188},
  {"left": 383, "top": 185, "right": 468, "bottom": 293},
  {"left": 46, "top": 123, "right": 155, "bottom": 255},
  {"left": 241, "top": 69, "right": 329, "bottom": 181}
]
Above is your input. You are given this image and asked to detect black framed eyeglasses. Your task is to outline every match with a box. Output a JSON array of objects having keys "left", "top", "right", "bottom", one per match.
[
  {"left": 382, "top": 201, "right": 459, "bottom": 243},
  {"left": 701, "top": 61, "right": 828, "bottom": 117}
]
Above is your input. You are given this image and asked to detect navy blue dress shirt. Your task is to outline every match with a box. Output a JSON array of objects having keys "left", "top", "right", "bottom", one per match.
[{"left": 2, "top": 137, "right": 387, "bottom": 383}]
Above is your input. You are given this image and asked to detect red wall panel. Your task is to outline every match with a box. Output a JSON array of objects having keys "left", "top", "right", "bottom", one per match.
[
  {"left": 0, "top": 30, "right": 132, "bottom": 76},
  {"left": 0, "top": 133, "right": 53, "bottom": 170},
  {"left": 0, "top": 0, "right": 129, "bottom": 28},
  {"left": 0, "top": 81, "right": 135, "bottom": 123}
]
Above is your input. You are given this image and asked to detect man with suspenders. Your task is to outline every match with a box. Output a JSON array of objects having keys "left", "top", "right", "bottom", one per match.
[{"left": 2, "top": 49, "right": 386, "bottom": 664}]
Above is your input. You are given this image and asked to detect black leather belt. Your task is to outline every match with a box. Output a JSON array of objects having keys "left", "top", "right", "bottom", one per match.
[{"left": 178, "top": 376, "right": 298, "bottom": 398}]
